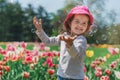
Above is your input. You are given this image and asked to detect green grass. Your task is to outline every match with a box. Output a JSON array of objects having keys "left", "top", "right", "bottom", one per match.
[
  {"left": 49, "top": 46, "right": 60, "bottom": 51},
  {"left": 0, "top": 44, "right": 6, "bottom": 49},
  {"left": 85, "top": 47, "right": 108, "bottom": 64},
  {"left": 87, "top": 46, "right": 109, "bottom": 58}
]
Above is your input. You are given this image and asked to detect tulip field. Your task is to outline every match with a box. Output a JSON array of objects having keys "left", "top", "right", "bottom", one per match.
[{"left": 0, "top": 42, "right": 120, "bottom": 80}]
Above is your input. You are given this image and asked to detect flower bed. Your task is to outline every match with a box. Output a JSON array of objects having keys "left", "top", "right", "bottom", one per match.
[{"left": 0, "top": 42, "right": 120, "bottom": 80}]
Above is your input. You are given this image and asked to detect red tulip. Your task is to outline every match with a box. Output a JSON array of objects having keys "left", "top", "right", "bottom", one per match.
[
  {"left": 23, "top": 72, "right": 29, "bottom": 79},
  {"left": 0, "top": 71, "right": 3, "bottom": 76},
  {"left": 4, "top": 66, "right": 10, "bottom": 72},
  {"left": 0, "top": 65, "right": 3, "bottom": 70},
  {"left": 1, "top": 50, "right": 7, "bottom": 55},
  {"left": 84, "top": 66, "right": 87, "bottom": 73},
  {"left": 47, "top": 69, "right": 55, "bottom": 75},
  {"left": 105, "top": 69, "right": 111, "bottom": 75}
]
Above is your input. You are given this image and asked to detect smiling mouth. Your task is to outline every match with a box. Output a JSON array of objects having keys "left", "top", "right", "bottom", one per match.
[{"left": 76, "top": 28, "right": 83, "bottom": 31}]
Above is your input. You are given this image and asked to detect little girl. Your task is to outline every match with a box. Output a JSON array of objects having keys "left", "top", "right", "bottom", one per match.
[{"left": 33, "top": 5, "right": 93, "bottom": 80}]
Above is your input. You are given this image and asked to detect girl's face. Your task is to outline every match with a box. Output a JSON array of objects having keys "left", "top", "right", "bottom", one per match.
[{"left": 70, "top": 14, "right": 89, "bottom": 36}]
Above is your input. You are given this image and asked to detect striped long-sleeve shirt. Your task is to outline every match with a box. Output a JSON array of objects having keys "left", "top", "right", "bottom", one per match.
[{"left": 36, "top": 29, "right": 87, "bottom": 79}]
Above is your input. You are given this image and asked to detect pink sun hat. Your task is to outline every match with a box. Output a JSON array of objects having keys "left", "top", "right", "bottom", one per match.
[{"left": 64, "top": 5, "right": 94, "bottom": 31}]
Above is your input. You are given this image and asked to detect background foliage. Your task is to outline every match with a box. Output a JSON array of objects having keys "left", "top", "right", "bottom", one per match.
[{"left": 0, "top": 0, "right": 120, "bottom": 44}]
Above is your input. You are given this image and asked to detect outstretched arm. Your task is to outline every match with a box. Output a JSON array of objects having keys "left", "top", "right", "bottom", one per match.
[{"left": 33, "top": 17, "right": 60, "bottom": 46}]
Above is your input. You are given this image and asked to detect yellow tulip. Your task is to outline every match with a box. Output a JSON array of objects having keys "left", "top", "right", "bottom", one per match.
[
  {"left": 106, "top": 54, "right": 110, "bottom": 59},
  {"left": 86, "top": 50, "right": 94, "bottom": 58}
]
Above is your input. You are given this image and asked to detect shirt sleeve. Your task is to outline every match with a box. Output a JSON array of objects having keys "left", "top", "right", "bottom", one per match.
[
  {"left": 36, "top": 29, "right": 60, "bottom": 46},
  {"left": 66, "top": 36, "right": 87, "bottom": 58}
]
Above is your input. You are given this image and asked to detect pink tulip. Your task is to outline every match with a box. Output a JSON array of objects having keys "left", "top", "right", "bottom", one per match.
[
  {"left": 32, "top": 50, "right": 38, "bottom": 56},
  {"left": 24, "top": 56, "right": 33, "bottom": 63},
  {"left": 91, "top": 61, "right": 97, "bottom": 69},
  {"left": 13, "top": 42, "right": 19, "bottom": 47},
  {"left": 7, "top": 45, "right": 15, "bottom": 51},
  {"left": 1, "top": 50, "right": 7, "bottom": 55},
  {"left": 11, "top": 55, "right": 20, "bottom": 61},
  {"left": 39, "top": 42, "right": 45, "bottom": 50},
  {"left": 100, "top": 76, "right": 110, "bottom": 80},
  {"left": 95, "top": 67, "right": 102, "bottom": 72},
  {"left": 84, "top": 75, "right": 89, "bottom": 80},
  {"left": 25, "top": 50, "right": 31, "bottom": 56},
  {"left": 95, "top": 70, "right": 102, "bottom": 77},
  {"left": 109, "top": 61, "right": 117, "bottom": 69},
  {"left": 108, "top": 47, "right": 119, "bottom": 55},
  {"left": 20, "top": 42, "right": 27, "bottom": 48}
]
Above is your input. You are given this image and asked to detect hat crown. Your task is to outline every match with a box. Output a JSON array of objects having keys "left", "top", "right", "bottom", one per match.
[{"left": 70, "top": 6, "right": 90, "bottom": 13}]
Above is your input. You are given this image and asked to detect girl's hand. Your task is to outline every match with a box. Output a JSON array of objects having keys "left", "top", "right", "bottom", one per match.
[
  {"left": 33, "top": 17, "right": 42, "bottom": 32},
  {"left": 59, "top": 35, "right": 77, "bottom": 48}
]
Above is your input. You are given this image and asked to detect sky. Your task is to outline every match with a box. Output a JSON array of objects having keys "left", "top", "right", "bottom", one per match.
[
  {"left": 9, "top": 0, "right": 120, "bottom": 23},
  {"left": 9, "top": 0, "right": 65, "bottom": 13}
]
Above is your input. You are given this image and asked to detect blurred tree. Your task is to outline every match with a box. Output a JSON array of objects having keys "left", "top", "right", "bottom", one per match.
[
  {"left": 36, "top": 6, "right": 53, "bottom": 37},
  {"left": 0, "top": 0, "right": 24, "bottom": 41},
  {"left": 22, "top": 4, "right": 36, "bottom": 42},
  {"left": 0, "top": 0, "right": 7, "bottom": 41},
  {"left": 106, "top": 24, "right": 120, "bottom": 44},
  {"left": 0, "top": 1, "right": 53, "bottom": 42}
]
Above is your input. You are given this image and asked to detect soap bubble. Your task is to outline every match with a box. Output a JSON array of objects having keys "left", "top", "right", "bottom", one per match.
[
  {"left": 101, "top": 34, "right": 108, "bottom": 41},
  {"left": 88, "top": 24, "right": 98, "bottom": 36},
  {"left": 96, "top": 40, "right": 99, "bottom": 44},
  {"left": 31, "top": 28, "right": 36, "bottom": 33}
]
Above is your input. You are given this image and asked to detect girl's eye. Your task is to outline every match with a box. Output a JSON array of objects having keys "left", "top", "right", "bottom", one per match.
[
  {"left": 75, "top": 21, "right": 79, "bottom": 23},
  {"left": 83, "top": 23, "right": 87, "bottom": 25},
  {"left": 82, "top": 22, "right": 88, "bottom": 25}
]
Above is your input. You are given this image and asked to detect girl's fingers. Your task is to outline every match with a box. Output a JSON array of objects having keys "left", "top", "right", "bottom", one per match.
[
  {"left": 39, "top": 19, "right": 42, "bottom": 24},
  {"left": 33, "top": 17, "right": 38, "bottom": 25},
  {"left": 59, "top": 36, "right": 64, "bottom": 40},
  {"left": 59, "top": 35, "right": 77, "bottom": 42},
  {"left": 59, "top": 36, "right": 70, "bottom": 41},
  {"left": 71, "top": 35, "right": 77, "bottom": 40},
  {"left": 38, "top": 19, "right": 42, "bottom": 27},
  {"left": 59, "top": 36, "right": 66, "bottom": 41}
]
